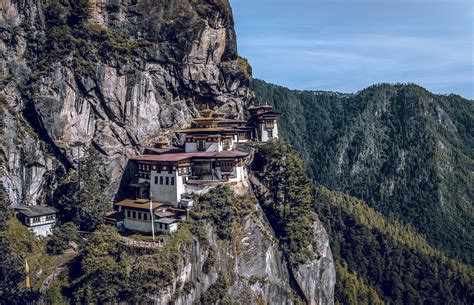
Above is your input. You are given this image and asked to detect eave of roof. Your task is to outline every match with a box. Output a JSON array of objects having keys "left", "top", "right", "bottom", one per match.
[
  {"left": 157, "top": 217, "right": 179, "bottom": 224},
  {"left": 115, "top": 199, "right": 166, "bottom": 210},
  {"left": 131, "top": 150, "right": 249, "bottom": 162},
  {"left": 15, "top": 205, "right": 58, "bottom": 217},
  {"left": 145, "top": 147, "right": 183, "bottom": 155}
]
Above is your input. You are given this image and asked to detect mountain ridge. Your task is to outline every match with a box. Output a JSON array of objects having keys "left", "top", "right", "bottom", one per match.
[{"left": 251, "top": 78, "right": 473, "bottom": 266}]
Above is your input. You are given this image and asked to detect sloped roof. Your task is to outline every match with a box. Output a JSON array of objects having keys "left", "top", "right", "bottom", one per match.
[
  {"left": 155, "top": 211, "right": 176, "bottom": 218},
  {"left": 115, "top": 199, "right": 166, "bottom": 210},
  {"left": 157, "top": 217, "right": 179, "bottom": 224},
  {"left": 15, "top": 205, "right": 58, "bottom": 217},
  {"left": 145, "top": 147, "right": 183, "bottom": 155},
  {"left": 131, "top": 150, "right": 249, "bottom": 162}
]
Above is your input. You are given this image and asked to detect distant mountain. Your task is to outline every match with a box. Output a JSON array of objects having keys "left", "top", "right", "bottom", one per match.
[
  {"left": 251, "top": 79, "right": 473, "bottom": 266},
  {"left": 315, "top": 186, "right": 473, "bottom": 304}
]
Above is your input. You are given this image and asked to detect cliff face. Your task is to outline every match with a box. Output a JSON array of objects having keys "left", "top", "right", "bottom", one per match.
[
  {"left": 1, "top": 1, "right": 336, "bottom": 303},
  {"left": 249, "top": 174, "right": 335, "bottom": 305},
  {"left": 1, "top": 0, "right": 251, "bottom": 206},
  {"left": 148, "top": 207, "right": 295, "bottom": 305},
  {"left": 122, "top": 190, "right": 334, "bottom": 305}
]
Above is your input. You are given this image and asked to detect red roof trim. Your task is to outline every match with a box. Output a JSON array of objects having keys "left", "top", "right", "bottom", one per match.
[{"left": 131, "top": 150, "right": 249, "bottom": 162}]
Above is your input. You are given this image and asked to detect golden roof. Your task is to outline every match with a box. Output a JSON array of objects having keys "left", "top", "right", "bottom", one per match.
[
  {"left": 200, "top": 108, "right": 213, "bottom": 118},
  {"left": 178, "top": 127, "right": 228, "bottom": 133},
  {"left": 115, "top": 199, "right": 167, "bottom": 210}
]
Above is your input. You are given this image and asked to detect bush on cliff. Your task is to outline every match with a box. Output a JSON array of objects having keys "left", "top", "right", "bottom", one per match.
[
  {"left": 254, "top": 139, "right": 317, "bottom": 266},
  {"left": 46, "top": 222, "right": 79, "bottom": 254},
  {"left": 191, "top": 186, "right": 254, "bottom": 240}
]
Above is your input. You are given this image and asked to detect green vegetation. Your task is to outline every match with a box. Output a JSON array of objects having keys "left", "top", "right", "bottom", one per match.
[
  {"left": 191, "top": 186, "right": 255, "bottom": 240},
  {"left": 69, "top": 225, "right": 128, "bottom": 303},
  {"left": 0, "top": 185, "right": 13, "bottom": 230},
  {"left": 203, "top": 248, "right": 216, "bottom": 274},
  {"left": 36, "top": 187, "right": 259, "bottom": 303},
  {"left": 253, "top": 140, "right": 317, "bottom": 266},
  {"left": 335, "top": 262, "right": 385, "bottom": 305},
  {"left": 252, "top": 79, "right": 473, "bottom": 266},
  {"left": 0, "top": 208, "right": 74, "bottom": 302},
  {"left": 0, "top": 207, "right": 31, "bottom": 303},
  {"left": 0, "top": 185, "right": 70, "bottom": 302},
  {"left": 29, "top": 0, "right": 151, "bottom": 78},
  {"left": 197, "top": 272, "right": 236, "bottom": 305},
  {"left": 237, "top": 56, "right": 252, "bottom": 78},
  {"left": 46, "top": 222, "right": 78, "bottom": 254},
  {"left": 52, "top": 150, "right": 111, "bottom": 231},
  {"left": 315, "top": 186, "right": 474, "bottom": 304},
  {"left": 48, "top": 223, "right": 195, "bottom": 303}
]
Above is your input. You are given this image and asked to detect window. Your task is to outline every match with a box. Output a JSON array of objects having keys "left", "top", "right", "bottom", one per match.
[
  {"left": 160, "top": 177, "right": 163, "bottom": 185},
  {"left": 220, "top": 161, "right": 234, "bottom": 172},
  {"left": 138, "top": 212, "right": 141, "bottom": 220},
  {"left": 179, "top": 167, "right": 189, "bottom": 175},
  {"left": 171, "top": 177, "right": 175, "bottom": 185},
  {"left": 154, "top": 176, "right": 158, "bottom": 184},
  {"left": 197, "top": 140, "right": 205, "bottom": 151},
  {"left": 166, "top": 177, "right": 169, "bottom": 185},
  {"left": 144, "top": 213, "right": 148, "bottom": 221},
  {"left": 132, "top": 211, "right": 136, "bottom": 219},
  {"left": 223, "top": 139, "right": 231, "bottom": 150},
  {"left": 268, "top": 130, "right": 273, "bottom": 139},
  {"left": 127, "top": 210, "right": 131, "bottom": 218}
]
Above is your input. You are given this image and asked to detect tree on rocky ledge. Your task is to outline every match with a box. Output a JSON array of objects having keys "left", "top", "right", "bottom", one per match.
[
  {"left": 254, "top": 139, "right": 317, "bottom": 266},
  {"left": 52, "top": 149, "right": 110, "bottom": 231}
]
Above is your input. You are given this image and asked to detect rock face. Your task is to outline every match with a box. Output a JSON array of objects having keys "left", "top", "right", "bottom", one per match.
[
  {"left": 293, "top": 220, "right": 336, "bottom": 305},
  {"left": 249, "top": 174, "right": 336, "bottom": 305},
  {"left": 1, "top": 1, "right": 335, "bottom": 303},
  {"left": 150, "top": 206, "right": 295, "bottom": 305},
  {"left": 1, "top": 0, "right": 251, "bottom": 206}
]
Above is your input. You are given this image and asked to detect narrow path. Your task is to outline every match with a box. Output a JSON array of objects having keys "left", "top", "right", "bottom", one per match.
[
  {"left": 120, "top": 235, "right": 163, "bottom": 249},
  {"left": 40, "top": 266, "right": 65, "bottom": 294}
]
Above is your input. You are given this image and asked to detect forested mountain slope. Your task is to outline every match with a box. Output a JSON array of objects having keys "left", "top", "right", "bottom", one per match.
[
  {"left": 251, "top": 79, "right": 473, "bottom": 266},
  {"left": 315, "top": 186, "right": 473, "bottom": 304}
]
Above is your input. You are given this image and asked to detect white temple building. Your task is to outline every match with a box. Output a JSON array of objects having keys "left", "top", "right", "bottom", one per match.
[{"left": 112, "top": 105, "right": 279, "bottom": 234}]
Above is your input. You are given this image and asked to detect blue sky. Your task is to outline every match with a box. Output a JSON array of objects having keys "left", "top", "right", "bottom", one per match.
[{"left": 229, "top": 0, "right": 474, "bottom": 99}]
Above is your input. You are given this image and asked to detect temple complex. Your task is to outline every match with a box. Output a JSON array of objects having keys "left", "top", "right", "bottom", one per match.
[{"left": 112, "top": 105, "right": 279, "bottom": 235}]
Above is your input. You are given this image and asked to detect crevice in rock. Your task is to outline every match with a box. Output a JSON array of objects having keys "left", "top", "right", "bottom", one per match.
[
  {"left": 93, "top": 82, "right": 121, "bottom": 126},
  {"left": 90, "top": 140, "right": 109, "bottom": 156},
  {"left": 21, "top": 98, "right": 73, "bottom": 171}
]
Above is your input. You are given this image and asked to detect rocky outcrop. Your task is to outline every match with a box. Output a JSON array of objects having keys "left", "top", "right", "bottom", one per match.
[
  {"left": 293, "top": 220, "right": 336, "bottom": 305},
  {"left": 249, "top": 174, "right": 336, "bottom": 305},
  {"left": 139, "top": 204, "right": 294, "bottom": 305},
  {"left": 1, "top": 0, "right": 251, "bottom": 206},
  {"left": 1, "top": 1, "right": 336, "bottom": 303}
]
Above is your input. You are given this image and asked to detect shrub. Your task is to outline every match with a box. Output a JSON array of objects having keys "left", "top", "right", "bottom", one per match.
[
  {"left": 191, "top": 186, "right": 253, "bottom": 240},
  {"left": 46, "top": 222, "right": 78, "bottom": 254},
  {"left": 254, "top": 140, "right": 317, "bottom": 266}
]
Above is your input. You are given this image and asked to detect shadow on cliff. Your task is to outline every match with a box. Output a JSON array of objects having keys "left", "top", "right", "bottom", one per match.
[{"left": 115, "top": 160, "right": 139, "bottom": 203}]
